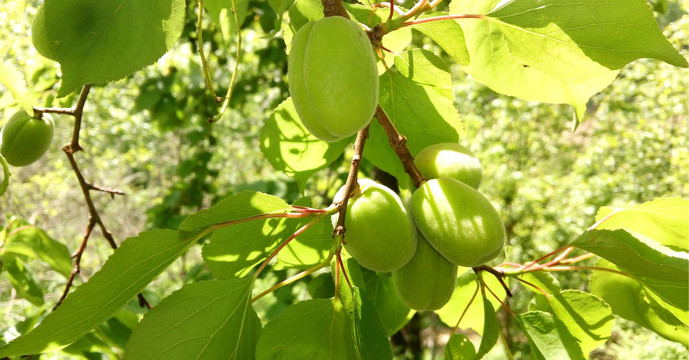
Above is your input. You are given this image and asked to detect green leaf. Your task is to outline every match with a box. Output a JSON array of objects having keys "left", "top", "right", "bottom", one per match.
[
  {"left": 4, "top": 226, "right": 72, "bottom": 277},
  {"left": 517, "top": 311, "right": 586, "bottom": 360},
  {"left": 0, "top": 62, "right": 32, "bottom": 114},
  {"left": 595, "top": 198, "right": 689, "bottom": 251},
  {"left": 255, "top": 298, "right": 357, "bottom": 360},
  {"left": 43, "top": 0, "right": 186, "bottom": 96},
  {"left": 204, "top": 0, "right": 249, "bottom": 39},
  {"left": 474, "top": 297, "right": 499, "bottom": 360},
  {"left": 0, "top": 229, "right": 202, "bottom": 356},
  {"left": 179, "top": 191, "right": 292, "bottom": 231},
  {"left": 333, "top": 259, "right": 393, "bottom": 360},
  {"left": 3, "top": 254, "right": 44, "bottom": 306},
  {"left": 275, "top": 214, "right": 333, "bottom": 270},
  {"left": 571, "top": 229, "right": 689, "bottom": 311},
  {"left": 365, "top": 57, "right": 462, "bottom": 181},
  {"left": 486, "top": 0, "right": 688, "bottom": 72},
  {"left": 437, "top": 270, "right": 506, "bottom": 334},
  {"left": 393, "top": 49, "right": 453, "bottom": 100},
  {"left": 444, "top": 333, "right": 476, "bottom": 360},
  {"left": 519, "top": 273, "right": 613, "bottom": 354},
  {"left": 591, "top": 259, "right": 689, "bottom": 345},
  {"left": 123, "top": 279, "right": 261, "bottom": 359},
  {"left": 450, "top": 0, "right": 618, "bottom": 120},
  {"left": 0, "top": 154, "right": 9, "bottom": 196},
  {"left": 411, "top": 12, "right": 470, "bottom": 66},
  {"left": 260, "top": 98, "right": 350, "bottom": 186},
  {"left": 362, "top": 269, "right": 414, "bottom": 336}
]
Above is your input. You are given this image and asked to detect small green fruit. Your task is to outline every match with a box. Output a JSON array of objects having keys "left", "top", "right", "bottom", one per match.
[
  {"left": 414, "top": 142, "right": 482, "bottom": 189},
  {"left": 392, "top": 234, "right": 458, "bottom": 310},
  {"left": 410, "top": 177, "right": 505, "bottom": 267},
  {"left": 32, "top": 3, "right": 59, "bottom": 61},
  {"left": 288, "top": 17, "right": 378, "bottom": 142},
  {"left": 332, "top": 179, "right": 417, "bottom": 272},
  {"left": 1, "top": 110, "right": 54, "bottom": 167}
]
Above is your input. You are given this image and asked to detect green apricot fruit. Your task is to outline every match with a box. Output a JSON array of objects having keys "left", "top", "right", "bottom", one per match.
[
  {"left": 332, "top": 179, "right": 417, "bottom": 272},
  {"left": 288, "top": 17, "right": 378, "bottom": 142},
  {"left": 410, "top": 177, "right": 505, "bottom": 267},
  {"left": 0, "top": 110, "right": 54, "bottom": 167},
  {"left": 414, "top": 142, "right": 482, "bottom": 189},
  {"left": 392, "top": 234, "right": 458, "bottom": 310},
  {"left": 32, "top": 3, "right": 59, "bottom": 61}
]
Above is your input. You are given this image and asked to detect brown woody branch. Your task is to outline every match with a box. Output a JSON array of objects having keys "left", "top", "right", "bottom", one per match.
[
  {"left": 37, "top": 85, "right": 151, "bottom": 311},
  {"left": 333, "top": 126, "right": 370, "bottom": 238},
  {"left": 321, "top": 0, "right": 349, "bottom": 18},
  {"left": 374, "top": 105, "right": 425, "bottom": 187}
]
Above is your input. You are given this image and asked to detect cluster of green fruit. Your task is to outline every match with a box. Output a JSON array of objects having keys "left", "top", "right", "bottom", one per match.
[
  {"left": 0, "top": 109, "right": 54, "bottom": 167},
  {"left": 333, "top": 143, "right": 506, "bottom": 311},
  {"left": 288, "top": 16, "right": 506, "bottom": 310}
]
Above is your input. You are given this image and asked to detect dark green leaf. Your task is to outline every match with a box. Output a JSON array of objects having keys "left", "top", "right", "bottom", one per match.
[
  {"left": 571, "top": 229, "right": 689, "bottom": 310},
  {"left": 474, "top": 297, "right": 499, "bottom": 360},
  {"left": 0, "top": 229, "right": 201, "bottom": 356},
  {"left": 255, "top": 299, "right": 357, "bottom": 359},
  {"left": 517, "top": 311, "right": 586, "bottom": 360},
  {"left": 44, "top": 0, "right": 186, "bottom": 96},
  {"left": 362, "top": 269, "right": 414, "bottom": 336},
  {"left": 124, "top": 279, "right": 261, "bottom": 359},
  {"left": 3, "top": 254, "right": 44, "bottom": 306}
]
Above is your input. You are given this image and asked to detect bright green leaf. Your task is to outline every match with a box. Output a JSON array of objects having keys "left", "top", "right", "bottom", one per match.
[
  {"left": 517, "top": 311, "right": 586, "bottom": 360},
  {"left": 571, "top": 229, "right": 689, "bottom": 311},
  {"left": 0, "top": 62, "right": 32, "bottom": 114},
  {"left": 411, "top": 12, "right": 470, "bottom": 66},
  {"left": 437, "top": 270, "right": 506, "bottom": 334},
  {"left": 393, "top": 49, "right": 453, "bottom": 100},
  {"left": 451, "top": 0, "right": 618, "bottom": 120},
  {"left": 255, "top": 299, "right": 357, "bottom": 360},
  {"left": 260, "top": 98, "right": 350, "bottom": 186},
  {"left": 365, "top": 63, "right": 462, "bottom": 181},
  {"left": 486, "top": 0, "right": 689, "bottom": 73},
  {"left": 0, "top": 229, "right": 202, "bottom": 356},
  {"left": 595, "top": 198, "right": 689, "bottom": 251},
  {"left": 124, "top": 279, "right": 261, "bottom": 359},
  {"left": 444, "top": 333, "right": 476, "bottom": 360},
  {"left": 179, "top": 191, "right": 292, "bottom": 231},
  {"left": 43, "top": 0, "right": 186, "bottom": 96},
  {"left": 275, "top": 214, "right": 333, "bottom": 270}
]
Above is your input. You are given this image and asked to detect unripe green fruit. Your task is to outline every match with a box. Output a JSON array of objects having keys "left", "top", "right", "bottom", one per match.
[
  {"left": 32, "top": 4, "right": 59, "bottom": 61},
  {"left": 332, "top": 179, "right": 417, "bottom": 272},
  {"left": 410, "top": 177, "right": 505, "bottom": 267},
  {"left": 392, "top": 234, "right": 458, "bottom": 310},
  {"left": 288, "top": 17, "right": 378, "bottom": 142},
  {"left": 414, "top": 142, "right": 482, "bottom": 189},
  {"left": 0, "top": 110, "right": 54, "bottom": 167}
]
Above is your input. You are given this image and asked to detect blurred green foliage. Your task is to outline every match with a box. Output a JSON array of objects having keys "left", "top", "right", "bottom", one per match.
[{"left": 0, "top": 0, "right": 687, "bottom": 358}]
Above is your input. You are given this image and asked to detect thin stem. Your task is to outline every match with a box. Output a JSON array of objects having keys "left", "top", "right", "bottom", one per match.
[
  {"left": 197, "top": 0, "right": 221, "bottom": 102},
  {"left": 475, "top": 265, "right": 512, "bottom": 297},
  {"left": 210, "top": 211, "right": 314, "bottom": 231},
  {"left": 388, "top": 0, "right": 395, "bottom": 20},
  {"left": 481, "top": 276, "right": 515, "bottom": 317},
  {"left": 514, "top": 277, "right": 549, "bottom": 297},
  {"left": 400, "top": 14, "right": 485, "bottom": 28},
  {"left": 518, "top": 245, "right": 570, "bottom": 272},
  {"left": 252, "top": 251, "right": 334, "bottom": 302},
  {"left": 559, "top": 252, "right": 596, "bottom": 264},
  {"left": 452, "top": 279, "right": 479, "bottom": 334},
  {"left": 333, "top": 126, "right": 369, "bottom": 237},
  {"left": 336, "top": 247, "right": 353, "bottom": 289},
  {"left": 252, "top": 214, "right": 327, "bottom": 280},
  {"left": 53, "top": 218, "right": 95, "bottom": 310},
  {"left": 374, "top": 106, "right": 425, "bottom": 187},
  {"left": 211, "top": 0, "right": 243, "bottom": 122}
]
